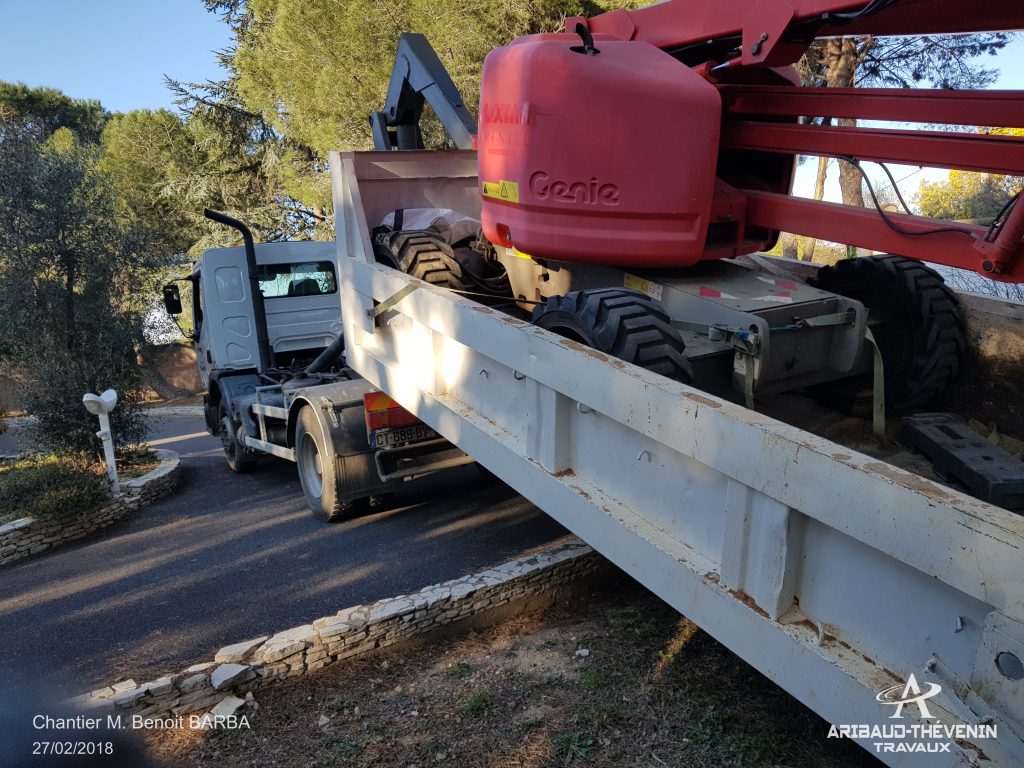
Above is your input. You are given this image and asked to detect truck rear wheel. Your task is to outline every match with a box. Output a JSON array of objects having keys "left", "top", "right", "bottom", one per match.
[
  {"left": 218, "top": 401, "right": 256, "bottom": 473},
  {"left": 295, "top": 406, "right": 359, "bottom": 522},
  {"left": 532, "top": 288, "right": 694, "bottom": 383},
  {"left": 812, "top": 255, "right": 966, "bottom": 413}
]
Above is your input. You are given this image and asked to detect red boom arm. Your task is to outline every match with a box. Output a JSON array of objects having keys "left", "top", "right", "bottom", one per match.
[
  {"left": 564, "top": 0, "right": 1024, "bottom": 281},
  {"left": 570, "top": 0, "right": 1024, "bottom": 68}
]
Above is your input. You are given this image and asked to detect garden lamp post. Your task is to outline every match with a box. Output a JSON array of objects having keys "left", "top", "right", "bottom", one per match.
[{"left": 83, "top": 388, "right": 119, "bottom": 495}]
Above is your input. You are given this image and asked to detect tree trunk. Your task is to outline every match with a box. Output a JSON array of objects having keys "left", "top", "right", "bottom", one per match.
[
  {"left": 780, "top": 232, "right": 799, "bottom": 259},
  {"left": 62, "top": 252, "right": 77, "bottom": 352},
  {"left": 803, "top": 151, "right": 830, "bottom": 261},
  {"left": 824, "top": 38, "right": 865, "bottom": 208}
]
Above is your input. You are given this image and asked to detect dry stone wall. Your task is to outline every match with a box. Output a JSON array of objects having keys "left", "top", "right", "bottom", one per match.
[{"left": 69, "top": 543, "right": 601, "bottom": 720}]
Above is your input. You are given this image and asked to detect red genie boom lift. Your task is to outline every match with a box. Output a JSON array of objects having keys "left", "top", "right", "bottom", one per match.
[{"left": 370, "top": 0, "right": 1024, "bottom": 419}]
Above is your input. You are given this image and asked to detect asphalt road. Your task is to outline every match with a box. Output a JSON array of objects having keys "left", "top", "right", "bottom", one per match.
[{"left": 0, "top": 413, "right": 569, "bottom": 695}]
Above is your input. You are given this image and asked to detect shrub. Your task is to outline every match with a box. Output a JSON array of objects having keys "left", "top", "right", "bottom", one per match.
[{"left": 0, "top": 454, "right": 110, "bottom": 523}]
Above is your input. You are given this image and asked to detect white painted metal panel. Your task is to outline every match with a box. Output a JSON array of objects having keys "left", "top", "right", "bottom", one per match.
[{"left": 331, "top": 150, "right": 1024, "bottom": 766}]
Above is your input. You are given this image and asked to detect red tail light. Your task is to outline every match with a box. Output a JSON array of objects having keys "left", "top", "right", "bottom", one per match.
[{"left": 363, "top": 391, "right": 421, "bottom": 432}]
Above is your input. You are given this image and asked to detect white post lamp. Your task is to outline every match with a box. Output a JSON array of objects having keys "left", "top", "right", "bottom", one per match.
[{"left": 82, "top": 389, "right": 120, "bottom": 495}]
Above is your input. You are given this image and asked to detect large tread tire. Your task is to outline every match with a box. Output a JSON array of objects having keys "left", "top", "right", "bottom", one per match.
[
  {"left": 375, "top": 230, "right": 465, "bottom": 291},
  {"left": 812, "top": 255, "right": 965, "bottom": 414},
  {"left": 295, "top": 406, "right": 359, "bottom": 523},
  {"left": 532, "top": 288, "right": 694, "bottom": 383},
  {"left": 218, "top": 401, "right": 257, "bottom": 474}
]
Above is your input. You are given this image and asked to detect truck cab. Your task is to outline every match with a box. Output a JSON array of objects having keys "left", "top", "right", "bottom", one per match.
[{"left": 190, "top": 241, "right": 342, "bottom": 390}]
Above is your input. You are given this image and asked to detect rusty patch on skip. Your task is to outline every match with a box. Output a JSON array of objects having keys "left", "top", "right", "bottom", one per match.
[
  {"left": 869, "top": 668, "right": 903, "bottom": 693},
  {"left": 552, "top": 469, "right": 575, "bottom": 478},
  {"left": 704, "top": 572, "right": 721, "bottom": 585},
  {"left": 831, "top": 453, "right": 852, "bottom": 462},
  {"left": 956, "top": 740, "right": 991, "bottom": 762},
  {"left": 863, "top": 461, "right": 954, "bottom": 499},
  {"left": 683, "top": 393, "right": 722, "bottom": 409},
  {"left": 727, "top": 588, "right": 769, "bottom": 619},
  {"left": 557, "top": 339, "right": 626, "bottom": 368},
  {"left": 471, "top": 306, "right": 494, "bottom": 315},
  {"left": 792, "top": 618, "right": 818, "bottom": 635}
]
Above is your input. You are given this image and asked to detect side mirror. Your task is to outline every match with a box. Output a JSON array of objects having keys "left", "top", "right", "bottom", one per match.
[{"left": 162, "top": 284, "right": 183, "bottom": 316}]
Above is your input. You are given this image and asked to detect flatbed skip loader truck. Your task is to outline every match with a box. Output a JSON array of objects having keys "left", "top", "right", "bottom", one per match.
[
  {"left": 161, "top": 209, "right": 476, "bottom": 521},
  {"left": 170, "top": 0, "right": 1024, "bottom": 763}
]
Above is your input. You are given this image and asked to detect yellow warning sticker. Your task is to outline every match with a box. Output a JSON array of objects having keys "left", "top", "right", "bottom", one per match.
[
  {"left": 624, "top": 273, "right": 664, "bottom": 301},
  {"left": 482, "top": 179, "right": 520, "bottom": 204}
]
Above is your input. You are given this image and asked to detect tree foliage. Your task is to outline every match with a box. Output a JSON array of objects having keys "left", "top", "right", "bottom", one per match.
[
  {"left": 194, "top": 0, "right": 639, "bottom": 231},
  {"left": 917, "top": 171, "right": 1021, "bottom": 222},
  {"left": 798, "top": 33, "right": 1010, "bottom": 90},
  {"left": 166, "top": 72, "right": 329, "bottom": 246},
  {"left": 916, "top": 129, "right": 1024, "bottom": 222},
  {"left": 0, "top": 82, "right": 107, "bottom": 144},
  {"left": 0, "top": 86, "right": 172, "bottom": 452},
  {"left": 98, "top": 109, "right": 200, "bottom": 255}
]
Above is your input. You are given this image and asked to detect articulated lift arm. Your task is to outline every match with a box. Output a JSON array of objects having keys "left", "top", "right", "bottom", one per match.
[{"left": 370, "top": 33, "right": 477, "bottom": 151}]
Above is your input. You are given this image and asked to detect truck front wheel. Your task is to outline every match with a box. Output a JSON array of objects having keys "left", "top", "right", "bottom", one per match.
[
  {"left": 218, "top": 401, "right": 256, "bottom": 473},
  {"left": 295, "top": 406, "right": 358, "bottom": 522}
]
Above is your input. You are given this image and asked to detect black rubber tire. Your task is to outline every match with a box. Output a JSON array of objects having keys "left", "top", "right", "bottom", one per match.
[
  {"left": 294, "top": 406, "right": 361, "bottom": 522},
  {"left": 218, "top": 401, "right": 256, "bottom": 473},
  {"left": 375, "top": 230, "right": 465, "bottom": 291},
  {"left": 812, "top": 255, "right": 966, "bottom": 414},
  {"left": 531, "top": 288, "right": 694, "bottom": 383}
]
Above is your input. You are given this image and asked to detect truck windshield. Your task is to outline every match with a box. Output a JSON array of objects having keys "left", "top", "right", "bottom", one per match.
[{"left": 257, "top": 261, "right": 337, "bottom": 298}]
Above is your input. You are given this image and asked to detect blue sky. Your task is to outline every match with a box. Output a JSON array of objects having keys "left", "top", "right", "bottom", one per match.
[
  {"left": 0, "top": 0, "right": 230, "bottom": 113},
  {"left": 1, "top": 2, "right": 1018, "bottom": 119}
]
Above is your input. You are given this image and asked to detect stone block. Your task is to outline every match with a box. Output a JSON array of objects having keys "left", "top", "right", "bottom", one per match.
[
  {"left": 143, "top": 676, "right": 175, "bottom": 696},
  {"left": 211, "top": 663, "right": 254, "bottom": 691},
  {"left": 257, "top": 639, "right": 308, "bottom": 663},
  {"left": 113, "top": 687, "right": 147, "bottom": 708},
  {"left": 179, "top": 673, "right": 209, "bottom": 693},
  {"left": 211, "top": 696, "right": 245, "bottom": 717},
  {"left": 215, "top": 636, "right": 268, "bottom": 663}
]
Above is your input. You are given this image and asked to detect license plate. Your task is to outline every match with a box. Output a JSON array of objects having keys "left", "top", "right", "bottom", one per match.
[{"left": 372, "top": 424, "right": 437, "bottom": 449}]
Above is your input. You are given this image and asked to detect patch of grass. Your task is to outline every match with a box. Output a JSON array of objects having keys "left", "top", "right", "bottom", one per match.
[
  {"left": 445, "top": 661, "right": 472, "bottom": 679},
  {"left": 580, "top": 667, "right": 611, "bottom": 689},
  {"left": 324, "top": 696, "right": 350, "bottom": 711},
  {"left": 579, "top": 703, "right": 625, "bottom": 731},
  {"left": 458, "top": 690, "right": 492, "bottom": 717},
  {"left": 681, "top": 711, "right": 791, "bottom": 766},
  {"left": 317, "top": 733, "right": 363, "bottom": 763},
  {"left": 553, "top": 731, "right": 594, "bottom": 765},
  {"left": 0, "top": 454, "right": 110, "bottom": 523},
  {"left": 117, "top": 447, "right": 159, "bottom": 479}
]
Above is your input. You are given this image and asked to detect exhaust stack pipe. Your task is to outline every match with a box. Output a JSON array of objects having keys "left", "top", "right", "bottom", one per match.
[{"left": 204, "top": 209, "right": 273, "bottom": 373}]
